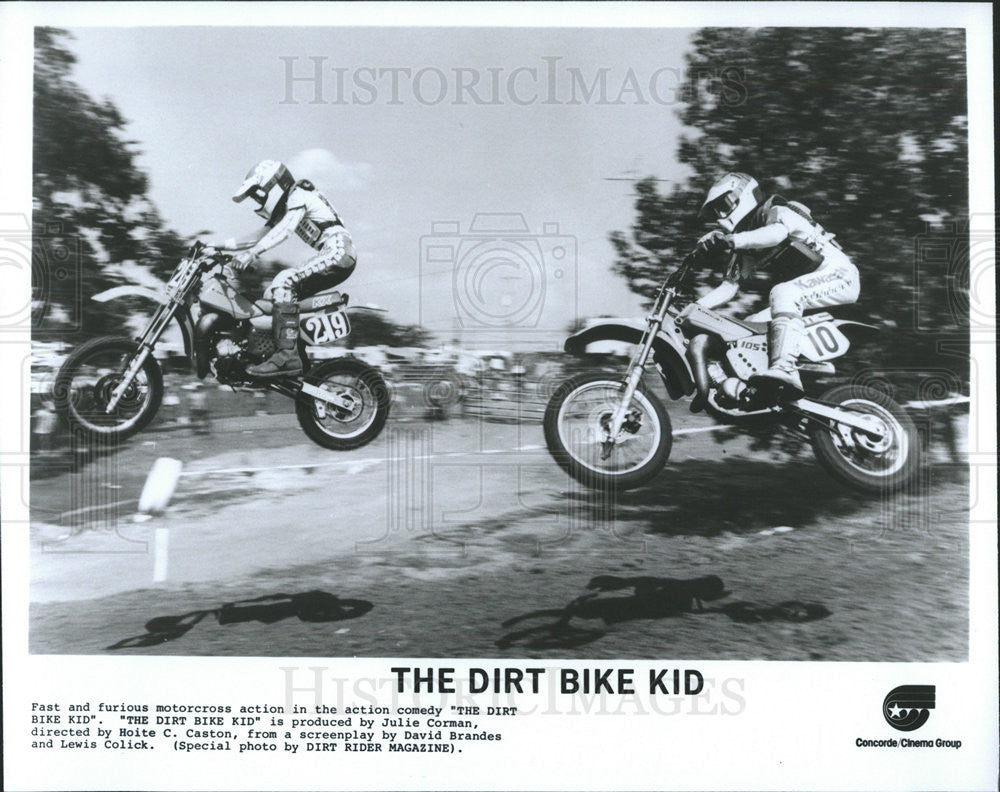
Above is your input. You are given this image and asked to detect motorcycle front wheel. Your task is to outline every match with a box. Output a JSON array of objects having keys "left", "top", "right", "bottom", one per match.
[
  {"left": 54, "top": 336, "right": 164, "bottom": 440},
  {"left": 295, "top": 358, "right": 390, "bottom": 450},
  {"left": 543, "top": 372, "right": 672, "bottom": 490},
  {"left": 808, "top": 384, "right": 921, "bottom": 492}
]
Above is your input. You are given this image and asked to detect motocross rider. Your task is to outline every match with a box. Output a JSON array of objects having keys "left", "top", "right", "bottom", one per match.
[
  {"left": 692, "top": 172, "right": 859, "bottom": 393},
  {"left": 214, "top": 159, "right": 356, "bottom": 378}
]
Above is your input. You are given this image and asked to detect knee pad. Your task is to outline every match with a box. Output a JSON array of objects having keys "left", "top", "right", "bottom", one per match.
[
  {"left": 337, "top": 235, "right": 356, "bottom": 263},
  {"left": 840, "top": 263, "right": 861, "bottom": 303},
  {"left": 769, "top": 282, "right": 802, "bottom": 317},
  {"left": 337, "top": 252, "right": 357, "bottom": 272},
  {"left": 268, "top": 270, "right": 297, "bottom": 303}
]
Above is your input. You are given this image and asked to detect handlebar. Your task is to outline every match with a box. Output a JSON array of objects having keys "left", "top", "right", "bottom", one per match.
[
  {"left": 188, "top": 242, "right": 236, "bottom": 269},
  {"left": 182, "top": 242, "right": 240, "bottom": 284},
  {"left": 646, "top": 248, "right": 705, "bottom": 320},
  {"left": 656, "top": 249, "right": 698, "bottom": 297},
  {"left": 207, "top": 251, "right": 235, "bottom": 266},
  {"left": 189, "top": 240, "right": 235, "bottom": 264}
]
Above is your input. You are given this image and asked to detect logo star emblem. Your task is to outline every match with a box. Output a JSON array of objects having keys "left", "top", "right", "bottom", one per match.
[{"left": 883, "top": 686, "right": 934, "bottom": 731}]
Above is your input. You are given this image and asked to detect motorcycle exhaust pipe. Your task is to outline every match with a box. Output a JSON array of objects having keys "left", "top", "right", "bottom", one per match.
[
  {"left": 686, "top": 333, "right": 713, "bottom": 413},
  {"left": 194, "top": 312, "right": 231, "bottom": 379}
]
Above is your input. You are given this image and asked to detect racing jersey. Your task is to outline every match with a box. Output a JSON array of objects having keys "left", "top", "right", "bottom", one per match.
[
  {"left": 723, "top": 197, "right": 843, "bottom": 285},
  {"left": 255, "top": 181, "right": 346, "bottom": 255}
]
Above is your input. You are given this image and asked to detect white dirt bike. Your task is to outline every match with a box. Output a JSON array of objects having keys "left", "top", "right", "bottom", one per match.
[
  {"left": 543, "top": 251, "right": 921, "bottom": 492},
  {"left": 55, "top": 241, "right": 390, "bottom": 450}
]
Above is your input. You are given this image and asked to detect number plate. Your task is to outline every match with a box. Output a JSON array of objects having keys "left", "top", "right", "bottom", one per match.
[
  {"left": 300, "top": 309, "right": 351, "bottom": 345},
  {"left": 802, "top": 322, "right": 850, "bottom": 361}
]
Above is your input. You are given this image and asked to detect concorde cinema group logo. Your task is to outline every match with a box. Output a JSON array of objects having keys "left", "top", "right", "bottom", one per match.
[{"left": 882, "top": 685, "right": 936, "bottom": 732}]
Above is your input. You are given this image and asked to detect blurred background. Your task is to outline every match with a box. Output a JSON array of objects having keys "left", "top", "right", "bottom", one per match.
[
  {"left": 31, "top": 26, "right": 971, "bottom": 429},
  {"left": 27, "top": 27, "right": 974, "bottom": 659}
]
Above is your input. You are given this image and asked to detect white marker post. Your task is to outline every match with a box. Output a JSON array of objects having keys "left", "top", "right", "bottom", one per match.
[{"left": 136, "top": 457, "right": 183, "bottom": 583}]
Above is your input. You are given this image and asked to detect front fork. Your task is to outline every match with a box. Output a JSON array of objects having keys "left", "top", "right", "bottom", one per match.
[
  {"left": 603, "top": 318, "right": 660, "bottom": 451},
  {"left": 105, "top": 303, "right": 176, "bottom": 413}
]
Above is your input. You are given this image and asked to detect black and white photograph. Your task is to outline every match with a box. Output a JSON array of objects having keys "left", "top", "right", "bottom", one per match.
[{"left": 2, "top": 3, "right": 996, "bottom": 791}]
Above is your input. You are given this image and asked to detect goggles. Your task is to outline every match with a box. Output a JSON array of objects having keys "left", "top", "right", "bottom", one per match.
[
  {"left": 234, "top": 184, "right": 267, "bottom": 207},
  {"left": 700, "top": 192, "right": 738, "bottom": 221}
]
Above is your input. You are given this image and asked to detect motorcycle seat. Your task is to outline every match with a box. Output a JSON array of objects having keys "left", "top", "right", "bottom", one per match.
[
  {"left": 733, "top": 309, "right": 842, "bottom": 336},
  {"left": 299, "top": 290, "right": 346, "bottom": 312},
  {"left": 732, "top": 318, "right": 769, "bottom": 335},
  {"left": 252, "top": 290, "right": 346, "bottom": 315}
]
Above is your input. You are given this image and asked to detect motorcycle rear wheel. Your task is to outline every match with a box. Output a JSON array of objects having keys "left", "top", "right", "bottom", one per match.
[
  {"left": 543, "top": 372, "right": 672, "bottom": 490},
  {"left": 54, "top": 336, "right": 164, "bottom": 441},
  {"left": 808, "top": 384, "right": 921, "bottom": 492},
  {"left": 295, "top": 358, "right": 390, "bottom": 450}
]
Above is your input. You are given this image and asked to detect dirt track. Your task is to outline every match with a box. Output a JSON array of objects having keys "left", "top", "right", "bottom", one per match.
[{"left": 29, "top": 410, "right": 969, "bottom": 660}]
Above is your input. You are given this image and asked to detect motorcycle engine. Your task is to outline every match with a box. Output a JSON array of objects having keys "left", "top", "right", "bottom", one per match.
[
  {"left": 210, "top": 333, "right": 250, "bottom": 384},
  {"left": 208, "top": 330, "right": 275, "bottom": 384},
  {"left": 721, "top": 377, "right": 748, "bottom": 402},
  {"left": 707, "top": 360, "right": 748, "bottom": 407},
  {"left": 215, "top": 338, "right": 242, "bottom": 357}
]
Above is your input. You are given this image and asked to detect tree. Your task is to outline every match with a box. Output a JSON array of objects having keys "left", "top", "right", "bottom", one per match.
[
  {"left": 33, "top": 28, "right": 188, "bottom": 339},
  {"left": 611, "top": 28, "right": 969, "bottom": 385}
]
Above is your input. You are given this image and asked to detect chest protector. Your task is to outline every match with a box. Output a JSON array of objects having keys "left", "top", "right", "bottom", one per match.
[
  {"left": 267, "top": 180, "right": 345, "bottom": 250},
  {"left": 742, "top": 195, "right": 842, "bottom": 281}
]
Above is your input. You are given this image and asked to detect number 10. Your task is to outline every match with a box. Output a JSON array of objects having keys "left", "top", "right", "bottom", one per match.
[{"left": 808, "top": 325, "right": 840, "bottom": 355}]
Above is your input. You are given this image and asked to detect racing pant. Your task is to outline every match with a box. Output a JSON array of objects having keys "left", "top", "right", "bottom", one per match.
[
  {"left": 248, "top": 232, "right": 357, "bottom": 378},
  {"left": 747, "top": 249, "right": 859, "bottom": 391},
  {"left": 746, "top": 249, "right": 860, "bottom": 323},
  {"left": 265, "top": 231, "right": 357, "bottom": 303}
]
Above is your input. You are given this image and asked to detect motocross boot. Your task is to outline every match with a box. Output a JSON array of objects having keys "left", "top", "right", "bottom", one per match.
[
  {"left": 246, "top": 302, "right": 303, "bottom": 378},
  {"left": 750, "top": 314, "right": 804, "bottom": 395}
]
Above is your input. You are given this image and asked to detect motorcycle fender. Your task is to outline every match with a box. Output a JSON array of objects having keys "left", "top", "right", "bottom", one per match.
[
  {"left": 92, "top": 285, "right": 167, "bottom": 304},
  {"left": 833, "top": 319, "right": 880, "bottom": 338},
  {"left": 564, "top": 319, "right": 695, "bottom": 399},
  {"left": 92, "top": 287, "right": 196, "bottom": 366}
]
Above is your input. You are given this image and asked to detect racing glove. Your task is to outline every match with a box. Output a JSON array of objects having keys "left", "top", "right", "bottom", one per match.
[
  {"left": 696, "top": 230, "right": 734, "bottom": 257},
  {"left": 231, "top": 250, "right": 258, "bottom": 271}
]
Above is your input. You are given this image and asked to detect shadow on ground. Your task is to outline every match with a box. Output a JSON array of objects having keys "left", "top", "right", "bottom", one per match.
[
  {"left": 106, "top": 590, "right": 373, "bottom": 650},
  {"left": 497, "top": 575, "right": 830, "bottom": 650},
  {"left": 565, "top": 456, "right": 965, "bottom": 537},
  {"left": 30, "top": 429, "right": 124, "bottom": 481}
]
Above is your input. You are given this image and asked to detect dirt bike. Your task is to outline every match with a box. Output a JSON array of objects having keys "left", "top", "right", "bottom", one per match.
[
  {"left": 543, "top": 250, "right": 921, "bottom": 492},
  {"left": 55, "top": 241, "right": 390, "bottom": 450}
]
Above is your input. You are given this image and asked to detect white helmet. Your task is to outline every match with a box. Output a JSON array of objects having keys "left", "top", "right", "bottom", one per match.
[
  {"left": 698, "top": 172, "right": 764, "bottom": 232},
  {"left": 233, "top": 160, "right": 294, "bottom": 221}
]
